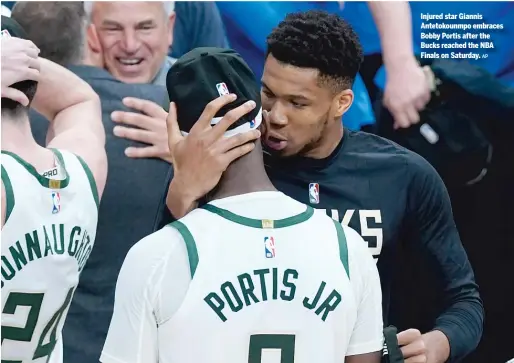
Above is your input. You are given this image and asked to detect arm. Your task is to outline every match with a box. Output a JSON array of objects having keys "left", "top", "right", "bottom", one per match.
[
  {"left": 407, "top": 156, "right": 484, "bottom": 362},
  {"left": 101, "top": 228, "right": 192, "bottom": 363},
  {"left": 367, "top": 1, "right": 431, "bottom": 129},
  {"left": 166, "top": 177, "right": 199, "bottom": 220},
  {"left": 100, "top": 238, "right": 161, "bottom": 363},
  {"left": 344, "top": 226, "right": 383, "bottom": 362},
  {"left": 30, "top": 57, "right": 107, "bottom": 200},
  {"left": 367, "top": 1, "right": 415, "bottom": 71}
]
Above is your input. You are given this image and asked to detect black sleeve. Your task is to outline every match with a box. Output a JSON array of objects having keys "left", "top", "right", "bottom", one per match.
[{"left": 406, "top": 155, "right": 484, "bottom": 362}]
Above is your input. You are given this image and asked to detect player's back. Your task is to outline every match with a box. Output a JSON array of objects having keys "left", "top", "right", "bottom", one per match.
[
  {"left": 1, "top": 148, "right": 99, "bottom": 363},
  {"left": 104, "top": 191, "right": 382, "bottom": 363}
]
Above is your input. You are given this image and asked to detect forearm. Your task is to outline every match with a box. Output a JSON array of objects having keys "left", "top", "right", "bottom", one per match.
[
  {"left": 31, "top": 57, "right": 99, "bottom": 122},
  {"left": 32, "top": 58, "right": 104, "bottom": 146},
  {"left": 166, "top": 178, "right": 199, "bottom": 220},
  {"left": 432, "top": 298, "right": 484, "bottom": 362},
  {"left": 367, "top": 1, "right": 416, "bottom": 67}
]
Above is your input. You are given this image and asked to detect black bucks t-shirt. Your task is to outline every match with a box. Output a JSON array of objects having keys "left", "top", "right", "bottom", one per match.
[{"left": 262, "top": 129, "right": 483, "bottom": 362}]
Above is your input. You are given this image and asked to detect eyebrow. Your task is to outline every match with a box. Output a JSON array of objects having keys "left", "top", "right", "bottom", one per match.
[
  {"left": 101, "top": 19, "right": 155, "bottom": 28},
  {"left": 136, "top": 19, "right": 156, "bottom": 27},
  {"left": 101, "top": 20, "right": 122, "bottom": 27},
  {"left": 261, "top": 81, "right": 311, "bottom": 101}
]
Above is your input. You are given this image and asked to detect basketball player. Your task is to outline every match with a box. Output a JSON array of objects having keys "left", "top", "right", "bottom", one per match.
[
  {"left": 101, "top": 48, "right": 383, "bottom": 363},
  {"left": 1, "top": 17, "right": 107, "bottom": 363},
  {"left": 162, "top": 10, "right": 482, "bottom": 363}
]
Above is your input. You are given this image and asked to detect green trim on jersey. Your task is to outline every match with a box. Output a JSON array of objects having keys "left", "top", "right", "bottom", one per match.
[
  {"left": 168, "top": 221, "right": 199, "bottom": 278},
  {"left": 75, "top": 154, "right": 99, "bottom": 208},
  {"left": 332, "top": 220, "right": 349, "bottom": 279},
  {"left": 1, "top": 165, "right": 15, "bottom": 223},
  {"left": 1, "top": 149, "right": 70, "bottom": 189},
  {"left": 201, "top": 204, "right": 314, "bottom": 229}
]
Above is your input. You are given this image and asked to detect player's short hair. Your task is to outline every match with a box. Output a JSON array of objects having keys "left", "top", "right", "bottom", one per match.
[
  {"left": 83, "top": 1, "right": 175, "bottom": 22},
  {"left": 12, "top": 1, "right": 86, "bottom": 66},
  {"left": 266, "top": 10, "right": 364, "bottom": 93},
  {"left": 1, "top": 81, "right": 38, "bottom": 116}
]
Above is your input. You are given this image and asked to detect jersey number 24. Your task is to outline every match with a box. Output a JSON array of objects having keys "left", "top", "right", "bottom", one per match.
[{"left": 1, "top": 287, "right": 74, "bottom": 362}]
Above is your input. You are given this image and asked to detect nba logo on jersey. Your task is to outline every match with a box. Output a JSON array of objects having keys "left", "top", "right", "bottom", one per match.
[
  {"left": 51, "top": 191, "right": 61, "bottom": 214},
  {"left": 216, "top": 82, "right": 229, "bottom": 96},
  {"left": 264, "top": 236, "right": 276, "bottom": 258},
  {"left": 309, "top": 183, "right": 320, "bottom": 204}
]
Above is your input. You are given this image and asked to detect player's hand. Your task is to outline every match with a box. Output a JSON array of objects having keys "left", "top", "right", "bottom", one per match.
[
  {"left": 166, "top": 94, "right": 260, "bottom": 218},
  {"left": 397, "top": 329, "right": 427, "bottom": 363},
  {"left": 111, "top": 97, "right": 171, "bottom": 163},
  {"left": 1, "top": 36, "right": 40, "bottom": 106},
  {"left": 383, "top": 57, "right": 431, "bottom": 129}
]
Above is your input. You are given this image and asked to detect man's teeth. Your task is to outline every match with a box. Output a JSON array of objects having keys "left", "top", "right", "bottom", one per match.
[{"left": 119, "top": 58, "right": 141, "bottom": 65}]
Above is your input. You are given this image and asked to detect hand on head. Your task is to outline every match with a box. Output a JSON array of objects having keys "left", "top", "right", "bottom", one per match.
[
  {"left": 165, "top": 93, "right": 260, "bottom": 217},
  {"left": 1, "top": 36, "right": 40, "bottom": 106}
]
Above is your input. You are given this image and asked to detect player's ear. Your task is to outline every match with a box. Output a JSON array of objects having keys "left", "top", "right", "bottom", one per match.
[{"left": 331, "top": 89, "right": 353, "bottom": 119}]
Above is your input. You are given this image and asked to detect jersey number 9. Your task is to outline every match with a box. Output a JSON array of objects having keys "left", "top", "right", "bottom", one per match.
[{"left": 249, "top": 334, "right": 295, "bottom": 363}]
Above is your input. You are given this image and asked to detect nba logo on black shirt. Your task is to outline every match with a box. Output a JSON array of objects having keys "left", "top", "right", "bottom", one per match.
[
  {"left": 216, "top": 82, "right": 229, "bottom": 96},
  {"left": 309, "top": 183, "right": 319, "bottom": 204}
]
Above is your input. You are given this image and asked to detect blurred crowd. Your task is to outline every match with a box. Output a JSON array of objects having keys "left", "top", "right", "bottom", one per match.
[{"left": 1, "top": 1, "right": 513, "bottom": 363}]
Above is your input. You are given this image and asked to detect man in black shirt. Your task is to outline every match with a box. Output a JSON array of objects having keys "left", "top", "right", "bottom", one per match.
[{"left": 163, "top": 10, "right": 483, "bottom": 363}]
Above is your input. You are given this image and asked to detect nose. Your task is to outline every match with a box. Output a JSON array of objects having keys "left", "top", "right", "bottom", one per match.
[
  {"left": 121, "top": 29, "right": 141, "bottom": 53},
  {"left": 269, "top": 102, "right": 288, "bottom": 126}
]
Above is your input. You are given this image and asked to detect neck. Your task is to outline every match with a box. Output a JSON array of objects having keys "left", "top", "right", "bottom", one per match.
[
  {"left": 304, "top": 120, "right": 344, "bottom": 159},
  {"left": 303, "top": 119, "right": 344, "bottom": 159},
  {"left": 1, "top": 112, "right": 40, "bottom": 155},
  {"left": 207, "top": 141, "right": 277, "bottom": 202}
]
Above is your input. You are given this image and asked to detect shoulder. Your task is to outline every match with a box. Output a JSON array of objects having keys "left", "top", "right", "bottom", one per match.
[
  {"left": 105, "top": 82, "right": 168, "bottom": 111},
  {"left": 175, "top": 1, "right": 223, "bottom": 19},
  {"left": 132, "top": 83, "right": 168, "bottom": 106},
  {"left": 344, "top": 129, "right": 406, "bottom": 153},
  {"left": 167, "top": 56, "right": 177, "bottom": 65},
  {"left": 72, "top": 66, "right": 167, "bottom": 106},
  {"left": 341, "top": 224, "right": 378, "bottom": 281},
  {"left": 68, "top": 65, "right": 115, "bottom": 83},
  {"left": 123, "top": 226, "right": 186, "bottom": 276},
  {"left": 344, "top": 129, "right": 438, "bottom": 180},
  {"left": 342, "top": 224, "right": 370, "bottom": 258}
]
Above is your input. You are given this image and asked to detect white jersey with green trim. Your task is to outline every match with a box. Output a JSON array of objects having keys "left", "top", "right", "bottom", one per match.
[
  {"left": 1, "top": 149, "right": 99, "bottom": 363},
  {"left": 101, "top": 191, "right": 383, "bottom": 363}
]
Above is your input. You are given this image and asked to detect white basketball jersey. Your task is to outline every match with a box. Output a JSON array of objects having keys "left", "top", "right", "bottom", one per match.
[
  {"left": 1, "top": 149, "right": 98, "bottom": 363},
  {"left": 101, "top": 192, "right": 383, "bottom": 363}
]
